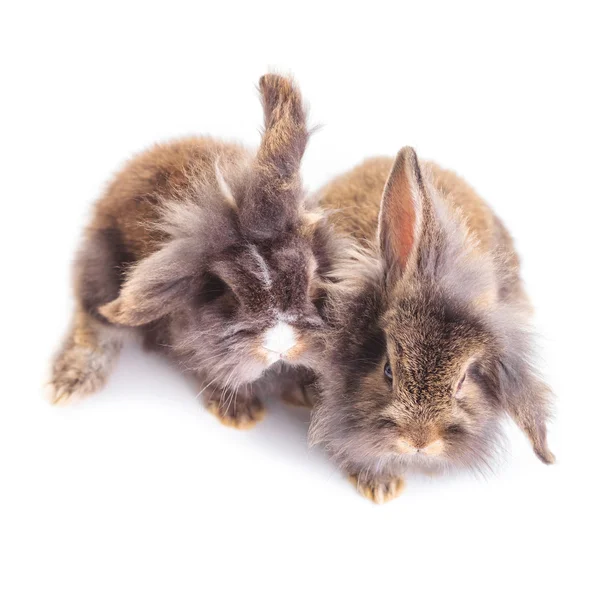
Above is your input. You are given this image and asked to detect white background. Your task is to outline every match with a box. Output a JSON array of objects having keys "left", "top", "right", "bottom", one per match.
[{"left": 2, "top": 1, "right": 598, "bottom": 598}]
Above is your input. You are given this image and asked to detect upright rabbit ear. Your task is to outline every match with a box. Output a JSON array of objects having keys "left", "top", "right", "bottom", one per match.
[
  {"left": 240, "top": 73, "right": 309, "bottom": 240},
  {"left": 98, "top": 240, "right": 194, "bottom": 327},
  {"left": 378, "top": 147, "right": 428, "bottom": 283}
]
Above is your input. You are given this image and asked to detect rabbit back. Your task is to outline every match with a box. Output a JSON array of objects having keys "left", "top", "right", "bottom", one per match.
[{"left": 317, "top": 156, "right": 525, "bottom": 306}]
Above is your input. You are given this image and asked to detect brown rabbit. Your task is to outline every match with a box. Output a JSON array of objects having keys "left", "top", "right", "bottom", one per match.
[
  {"left": 50, "top": 74, "right": 337, "bottom": 427},
  {"left": 309, "top": 148, "right": 554, "bottom": 503}
]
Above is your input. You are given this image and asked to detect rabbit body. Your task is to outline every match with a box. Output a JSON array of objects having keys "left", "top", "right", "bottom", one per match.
[
  {"left": 50, "top": 76, "right": 334, "bottom": 428},
  {"left": 310, "top": 151, "right": 553, "bottom": 503}
]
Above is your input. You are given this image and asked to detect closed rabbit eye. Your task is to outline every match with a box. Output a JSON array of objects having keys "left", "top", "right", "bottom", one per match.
[
  {"left": 227, "top": 326, "right": 256, "bottom": 339},
  {"left": 376, "top": 417, "right": 398, "bottom": 430},
  {"left": 455, "top": 360, "right": 478, "bottom": 399},
  {"left": 455, "top": 372, "right": 467, "bottom": 396},
  {"left": 445, "top": 424, "right": 467, "bottom": 437},
  {"left": 384, "top": 362, "right": 393, "bottom": 382}
]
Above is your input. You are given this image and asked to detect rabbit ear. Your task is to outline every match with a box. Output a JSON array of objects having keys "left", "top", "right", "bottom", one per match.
[
  {"left": 98, "top": 241, "right": 193, "bottom": 327},
  {"left": 490, "top": 331, "right": 555, "bottom": 464},
  {"left": 378, "top": 147, "right": 428, "bottom": 282},
  {"left": 240, "top": 73, "right": 309, "bottom": 240},
  {"left": 500, "top": 363, "right": 555, "bottom": 465}
]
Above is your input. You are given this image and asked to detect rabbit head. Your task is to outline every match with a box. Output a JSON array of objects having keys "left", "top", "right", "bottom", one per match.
[
  {"left": 98, "top": 75, "right": 336, "bottom": 387},
  {"left": 310, "top": 148, "right": 554, "bottom": 478}
]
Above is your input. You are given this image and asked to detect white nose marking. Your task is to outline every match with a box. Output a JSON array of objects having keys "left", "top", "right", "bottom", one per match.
[{"left": 263, "top": 321, "right": 297, "bottom": 356}]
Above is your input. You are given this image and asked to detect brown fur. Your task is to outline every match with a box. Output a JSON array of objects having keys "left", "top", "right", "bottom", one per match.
[
  {"left": 310, "top": 148, "right": 554, "bottom": 503},
  {"left": 50, "top": 74, "right": 343, "bottom": 425},
  {"left": 348, "top": 474, "right": 405, "bottom": 505},
  {"left": 205, "top": 386, "right": 266, "bottom": 430},
  {"left": 50, "top": 307, "right": 124, "bottom": 404},
  {"left": 320, "top": 156, "right": 501, "bottom": 257},
  {"left": 89, "top": 138, "right": 250, "bottom": 260}
]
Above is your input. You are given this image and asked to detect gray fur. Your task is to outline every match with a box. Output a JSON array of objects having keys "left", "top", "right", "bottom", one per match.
[
  {"left": 50, "top": 74, "right": 342, "bottom": 422},
  {"left": 310, "top": 148, "right": 554, "bottom": 495}
]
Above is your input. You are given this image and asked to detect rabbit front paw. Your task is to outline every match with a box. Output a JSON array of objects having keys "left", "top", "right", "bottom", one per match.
[
  {"left": 204, "top": 388, "right": 265, "bottom": 430},
  {"left": 281, "top": 383, "right": 318, "bottom": 408},
  {"left": 348, "top": 474, "right": 405, "bottom": 504}
]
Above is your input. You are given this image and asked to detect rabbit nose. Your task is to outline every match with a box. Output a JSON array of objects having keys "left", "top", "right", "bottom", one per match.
[
  {"left": 396, "top": 438, "right": 418, "bottom": 455},
  {"left": 418, "top": 439, "right": 445, "bottom": 456},
  {"left": 262, "top": 321, "right": 297, "bottom": 358},
  {"left": 412, "top": 429, "right": 433, "bottom": 450},
  {"left": 396, "top": 431, "right": 445, "bottom": 457}
]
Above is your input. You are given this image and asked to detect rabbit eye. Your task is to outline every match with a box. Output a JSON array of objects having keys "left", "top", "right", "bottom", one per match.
[
  {"left": 455, "top": 359, "right": 478, "bottom": 398},
  {"left": 384, "top": 362, "right": 393, "bottom": 381},
  {"left": 455, "top": 372, "right": 466, "bottom": 395},
  {"left": 311, "top": 289, "right": 328, "bottom": 319},
  {"left": 446, "top": 424, "right": 466, "bottom": 437},
  {"left": 199, "top": 273, "right": 233, "bottom": 304},
  {"left": 377, "top": 417, "right": 397, "bottom": 430}
]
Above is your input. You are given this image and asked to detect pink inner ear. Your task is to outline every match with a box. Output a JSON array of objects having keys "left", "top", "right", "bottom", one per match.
[{"left": 386, "top": 172, "right": 417, "bottom": 272}]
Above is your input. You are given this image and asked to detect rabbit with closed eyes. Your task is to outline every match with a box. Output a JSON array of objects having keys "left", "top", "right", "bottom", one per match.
[
  {"left": 309, "top": 148, "right": 554, "bottom": 503},
  {"left": 50, "top": 74, "right": 336, "bottom": 427}
]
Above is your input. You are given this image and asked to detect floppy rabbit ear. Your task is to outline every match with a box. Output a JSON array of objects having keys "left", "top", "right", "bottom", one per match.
[
  {"left": 501, "top": 366, "right": 555, "bottom": 465},
  {"left": 378, "top": 147, "right": 428, "bottom": 282},
  {"left": 240, "top": 73, "right": 309, "bottom": 240},
  {"left": 99, "top": 241, "right": 194, "bottom": 327},
  {"left": 492, "top": 340, "right": 555, "bottom": 464}
]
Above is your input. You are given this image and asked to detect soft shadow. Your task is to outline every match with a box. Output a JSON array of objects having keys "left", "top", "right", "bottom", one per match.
[
  {"left": 97, "top": 339, "right": 334, "bottom": 472},
  {"left": 85, "top": 339, "right": 506, "bottom": 496}
]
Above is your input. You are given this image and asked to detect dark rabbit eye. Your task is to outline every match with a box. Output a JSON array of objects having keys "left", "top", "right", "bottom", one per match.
[
  {"left": 384, "top": 362, "right": 393, "bottom": 381},
  {"left": 312, "top": 292, "right": 327, "bottom": 318},
  {"left": 199, "top": 273, "right": 231, "bottom": 304}
]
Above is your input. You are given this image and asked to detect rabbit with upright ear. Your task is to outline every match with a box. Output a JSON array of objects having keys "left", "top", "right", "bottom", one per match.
[
  {"left": 310, "top": 148, "right": 554, "bottom": 503},
  {"left": 50, "top": 74, "right": 337, "bottom": 428}
]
